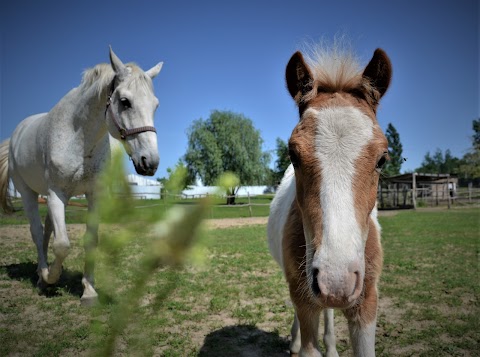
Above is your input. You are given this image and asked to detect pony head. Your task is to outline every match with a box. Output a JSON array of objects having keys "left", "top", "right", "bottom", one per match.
[
  {"left": 286, "top": 46, "right": 391, "bottom": 308},
  {"left": 106, "top": 47, "right": 163, "bottom": 176}
]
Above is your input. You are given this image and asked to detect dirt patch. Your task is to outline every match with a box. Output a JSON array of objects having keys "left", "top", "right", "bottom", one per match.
[
  {"left": 205, "top": 217, "right": 268, "bottom": 229},
  {"left": 204, "top": 210, "right": 399, "bottom": 229}
]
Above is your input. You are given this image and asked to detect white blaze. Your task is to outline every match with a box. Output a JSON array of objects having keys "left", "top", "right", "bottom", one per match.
[{"left": 307, "top": 106, "right": 374, "bottom": 270}]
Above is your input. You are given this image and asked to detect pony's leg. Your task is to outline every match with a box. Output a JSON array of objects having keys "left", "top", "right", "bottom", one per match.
[
  {"left": 323, "top": 309, "right": 339, "bottom": 357},
  {"left": 40, "top": 189, "right": 70, "bottom": 284},
  {"left": 81, "top": 192, "right": 99, "bottom": 305},
  {"left": 290, "top": 311, "right": 302, "bottom": 355},
  {"left": 296, "top": 305, "right": 322, "bottom": 357},
  {"left": 344, "top": 284, "right": 378, "bottom": 357},
  {"left": 344, "top": 220, "right": 382, "bottom": 356}
]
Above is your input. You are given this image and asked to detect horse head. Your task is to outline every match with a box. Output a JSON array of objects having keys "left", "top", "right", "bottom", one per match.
[
  {"left": 285, "top": 47, "right": 391, "bottom": 308},
  {"left": 106, "top": 47, "right": 163, "bottom": 176}
]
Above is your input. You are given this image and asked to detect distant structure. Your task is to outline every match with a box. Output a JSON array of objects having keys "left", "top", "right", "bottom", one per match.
[
  {"left": 126, "top": 174, "right": 161, "bottom": 199},
  {"left": 180, "top": 185, "right": 269, "bottom": 199},
  {"left": 378, "top": 173, "right": 458, "bottom": 209}
]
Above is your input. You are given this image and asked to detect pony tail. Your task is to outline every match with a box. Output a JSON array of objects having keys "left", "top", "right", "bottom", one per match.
[{"left": 0, "top": 139, "right": 14, "bottom": 213}]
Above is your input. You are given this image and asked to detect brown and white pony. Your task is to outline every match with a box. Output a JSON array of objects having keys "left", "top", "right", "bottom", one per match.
[{"left": 268, "top": 44, "right": 391, "bottom": 357}]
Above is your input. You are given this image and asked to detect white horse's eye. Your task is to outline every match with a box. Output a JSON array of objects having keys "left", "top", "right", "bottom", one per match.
[{"left": 120, "top": 97, "right": 131, "bottom": 109}]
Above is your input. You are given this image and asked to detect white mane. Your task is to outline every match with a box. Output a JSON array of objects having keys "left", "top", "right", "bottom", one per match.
[{"left": 79, "top": 63, "right": 153, "bottom": 98}]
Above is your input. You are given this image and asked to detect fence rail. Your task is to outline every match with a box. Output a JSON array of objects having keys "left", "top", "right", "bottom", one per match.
[{"left": 8, "top": 187, "right": 480, "bottom": 220}]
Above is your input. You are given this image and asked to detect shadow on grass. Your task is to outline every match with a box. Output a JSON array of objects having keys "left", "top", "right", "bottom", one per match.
[
  {"left": 198, "top": 324, "right": 290, "bottom": 357},
  {"left": 4, "top": 261, "right": 84, "bottom": 298}
]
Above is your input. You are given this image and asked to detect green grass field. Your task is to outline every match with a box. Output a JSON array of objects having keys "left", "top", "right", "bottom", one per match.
[
  {"left": 0, "top": 195, "right": 273, "bottom": 225},
  {"left": 0, "top": 208, "right": 478, "bottom": 356}
]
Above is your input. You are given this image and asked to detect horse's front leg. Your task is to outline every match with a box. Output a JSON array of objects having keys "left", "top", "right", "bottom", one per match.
[
  {"left": 40, "top": 189, "right": 70, "bottom": 284},
  {"left": 344, "top": 283, "right": 379, "bottom": 357},
  {"left": 295, "top": 304, "right": 322, "bottom": 357},
  {"left": 81, "top": 192, "right": 99, "bottom": 306},
  {"left": 323, "top": 309, "right": 339, "bottom": 357}
]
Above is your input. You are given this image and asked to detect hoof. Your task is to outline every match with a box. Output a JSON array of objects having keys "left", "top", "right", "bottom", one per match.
[
  {"left": 36, "top": 277, "right": 49, "bottom": 291},
  {"left": 40, "top": 266, "right": 62, "bottom": 285},
  {"left": 80, "top": 293, "right": 99, "bottom": 307},
  {"left": 326, "top": 351, "right": 339, "bottom": 357}
]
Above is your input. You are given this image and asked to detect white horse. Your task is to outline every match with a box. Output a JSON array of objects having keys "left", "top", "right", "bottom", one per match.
[{"left": 0, "top": 47, "right": 163, "bottom": 304}]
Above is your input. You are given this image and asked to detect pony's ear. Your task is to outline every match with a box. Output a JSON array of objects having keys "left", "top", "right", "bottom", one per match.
[
  {"left": 285, "top": 51, "right": 313, "bottom": 104},
  {"left": 145, "top": 62, "right": 163, "bottom": 79},
  {"left": 109, "top": 46, "right": 127, "bottom": 76},
  {"left": 362, "top": 48, "right": 392, "bottom": 98}
]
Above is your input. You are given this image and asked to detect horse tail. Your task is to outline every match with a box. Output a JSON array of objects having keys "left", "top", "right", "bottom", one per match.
[{"left": 0, "top": 139, "right": 13, "bottom": 213}]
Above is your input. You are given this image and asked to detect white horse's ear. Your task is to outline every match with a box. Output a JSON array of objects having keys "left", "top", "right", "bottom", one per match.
[
  {"left": 109, "top": 46, "right": 127, "bottom": 75},
  {"left": 146, "top": 62, "right": 163, "bottom": 79}
]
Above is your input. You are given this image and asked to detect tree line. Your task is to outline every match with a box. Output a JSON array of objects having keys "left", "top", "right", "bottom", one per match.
[
  {"left": 272, "top": 119, "right": 480, "bottom": 186},
  {"left": 159, "top": 110, "right": 480, "bottom": 204}
]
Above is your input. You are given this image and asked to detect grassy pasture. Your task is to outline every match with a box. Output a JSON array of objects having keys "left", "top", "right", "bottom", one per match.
[
  {"left": 0, "top": 208, "right": 478, "bottom": 356},
  {"left": 0, "top": 195, "right": 272, "bottom": 225}
]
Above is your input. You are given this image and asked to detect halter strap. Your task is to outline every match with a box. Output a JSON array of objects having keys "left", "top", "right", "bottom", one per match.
[{"left": 105, "top": 77, "right": 157, "bottom": 140}]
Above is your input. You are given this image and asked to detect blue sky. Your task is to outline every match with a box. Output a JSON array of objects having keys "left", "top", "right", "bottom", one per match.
[{"left": 1, "top": 0, "right": 478, "bottom": 179}]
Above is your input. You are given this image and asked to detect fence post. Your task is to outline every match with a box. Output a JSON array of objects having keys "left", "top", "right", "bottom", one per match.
[
  {"left": 468, "top": 182, "right": 472, "bottom": 203},
  {"left": 412, "top": 173, "right": 417, "bottom": 210},
  {"left": 248, "top": 193, "right": 253, "bottom": 217},
  {"left": 379, "top": 184, "right": 384, "bottom": 209},
  {"left": 163, "top": 189, "right": 167, "bottom": 212},
  {"left": 447, "top": 174, "right": 451, "bottom": 209}
]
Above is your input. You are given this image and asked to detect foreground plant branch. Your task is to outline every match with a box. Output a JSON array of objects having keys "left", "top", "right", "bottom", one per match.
[{"left": 89, "top": 151, "right": 211, "bottom": 356}]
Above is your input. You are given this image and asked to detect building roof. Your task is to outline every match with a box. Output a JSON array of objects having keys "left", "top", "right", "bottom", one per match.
[{"left": 384, "top": 173, "right": 455, "bottom": 183}]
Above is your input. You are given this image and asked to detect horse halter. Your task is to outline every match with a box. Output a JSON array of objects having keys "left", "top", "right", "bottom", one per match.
[{"left": 105, "top": 77, "right": 157, "bottom": 140}]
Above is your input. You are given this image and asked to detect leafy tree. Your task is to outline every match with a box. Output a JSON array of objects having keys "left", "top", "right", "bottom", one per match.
[
  {"left": 384, "top": 123, "right": 403, "bottom": 176},
  {"left": 273, "top": 138, "right": 290, "bottom": 184},
  {"left": 457, "top": 118, "right": 480, "bottom": 183},
  {"left": 473, "top": 118, "right": 480, "bottom": 150},
  {"left": 164, "top": 161, "right": 189, "bottom": 194},
  {"left": 416, "top": 148, "right": 460, "bottom": 174},
  {"left": 184, "top": 110, "right": 271, "bottom": 204}
]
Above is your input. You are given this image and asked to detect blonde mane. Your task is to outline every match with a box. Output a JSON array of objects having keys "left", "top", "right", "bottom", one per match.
[
  {"left": 301, "top": 41, "right": 380, "bottom": 105},
  {"left": 79, "top": 63, "right": 153, "bottom": 98}
]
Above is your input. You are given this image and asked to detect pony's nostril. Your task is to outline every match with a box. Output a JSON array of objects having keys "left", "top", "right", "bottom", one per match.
[
  {"left": 347, "top": 271, "right": 362, "bottom": 302},
  {"left": 141, "top": 156, "right": 148, "bottom": 168},
  {"left": 311, "top": 268, "right": 320, "bottom": 296}
]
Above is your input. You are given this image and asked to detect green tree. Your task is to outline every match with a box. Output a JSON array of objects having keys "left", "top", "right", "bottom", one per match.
[
  {"left": 458, "top": 118, "right": 480, "bottom": 182},
  {"left": 273, "top": 138, "right": 290, "bottom": 184},
  {"left": 184, "top": 110, "right": 271, "bottom": 204},
  {"left": 472, "top": 118, "right": 480, "bottom": 150},
  {"left": 384, "top": 123, "right": 403, "bottom": 176},
  {"left": 164, "top": 161, "right": 189, "bottom": 195},
  {"left": 416, "top": 148, "right": 460, "bottom": 174}
]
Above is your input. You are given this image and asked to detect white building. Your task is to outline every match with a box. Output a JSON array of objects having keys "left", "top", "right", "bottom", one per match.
[
  {"left": 181, "top": 185, "right": 269, "bottom": 198},
  {"left": 126, "top": 174, "right": 162, "bottom": 199}
]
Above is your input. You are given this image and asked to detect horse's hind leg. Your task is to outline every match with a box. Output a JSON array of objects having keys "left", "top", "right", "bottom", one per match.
[
  {"left": 16, "top": 186, "right": 48, "bottom": 288},
  {"left": 80, "top": 192, "right": 99, "bottom": 306},
  {"left": 40, "top": 188, "right": 70, "bottom": 284}
]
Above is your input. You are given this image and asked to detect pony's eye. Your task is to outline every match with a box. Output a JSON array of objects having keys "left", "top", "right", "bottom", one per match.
[
  {"left": 376, "top": 153, "right": 388, "bottom": 171},
  {"left": 120, "top": 97, "right": 131, "bottom": 109},
  {"left": 289, "top": 149, "right": 300, "bottom": 168}
]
